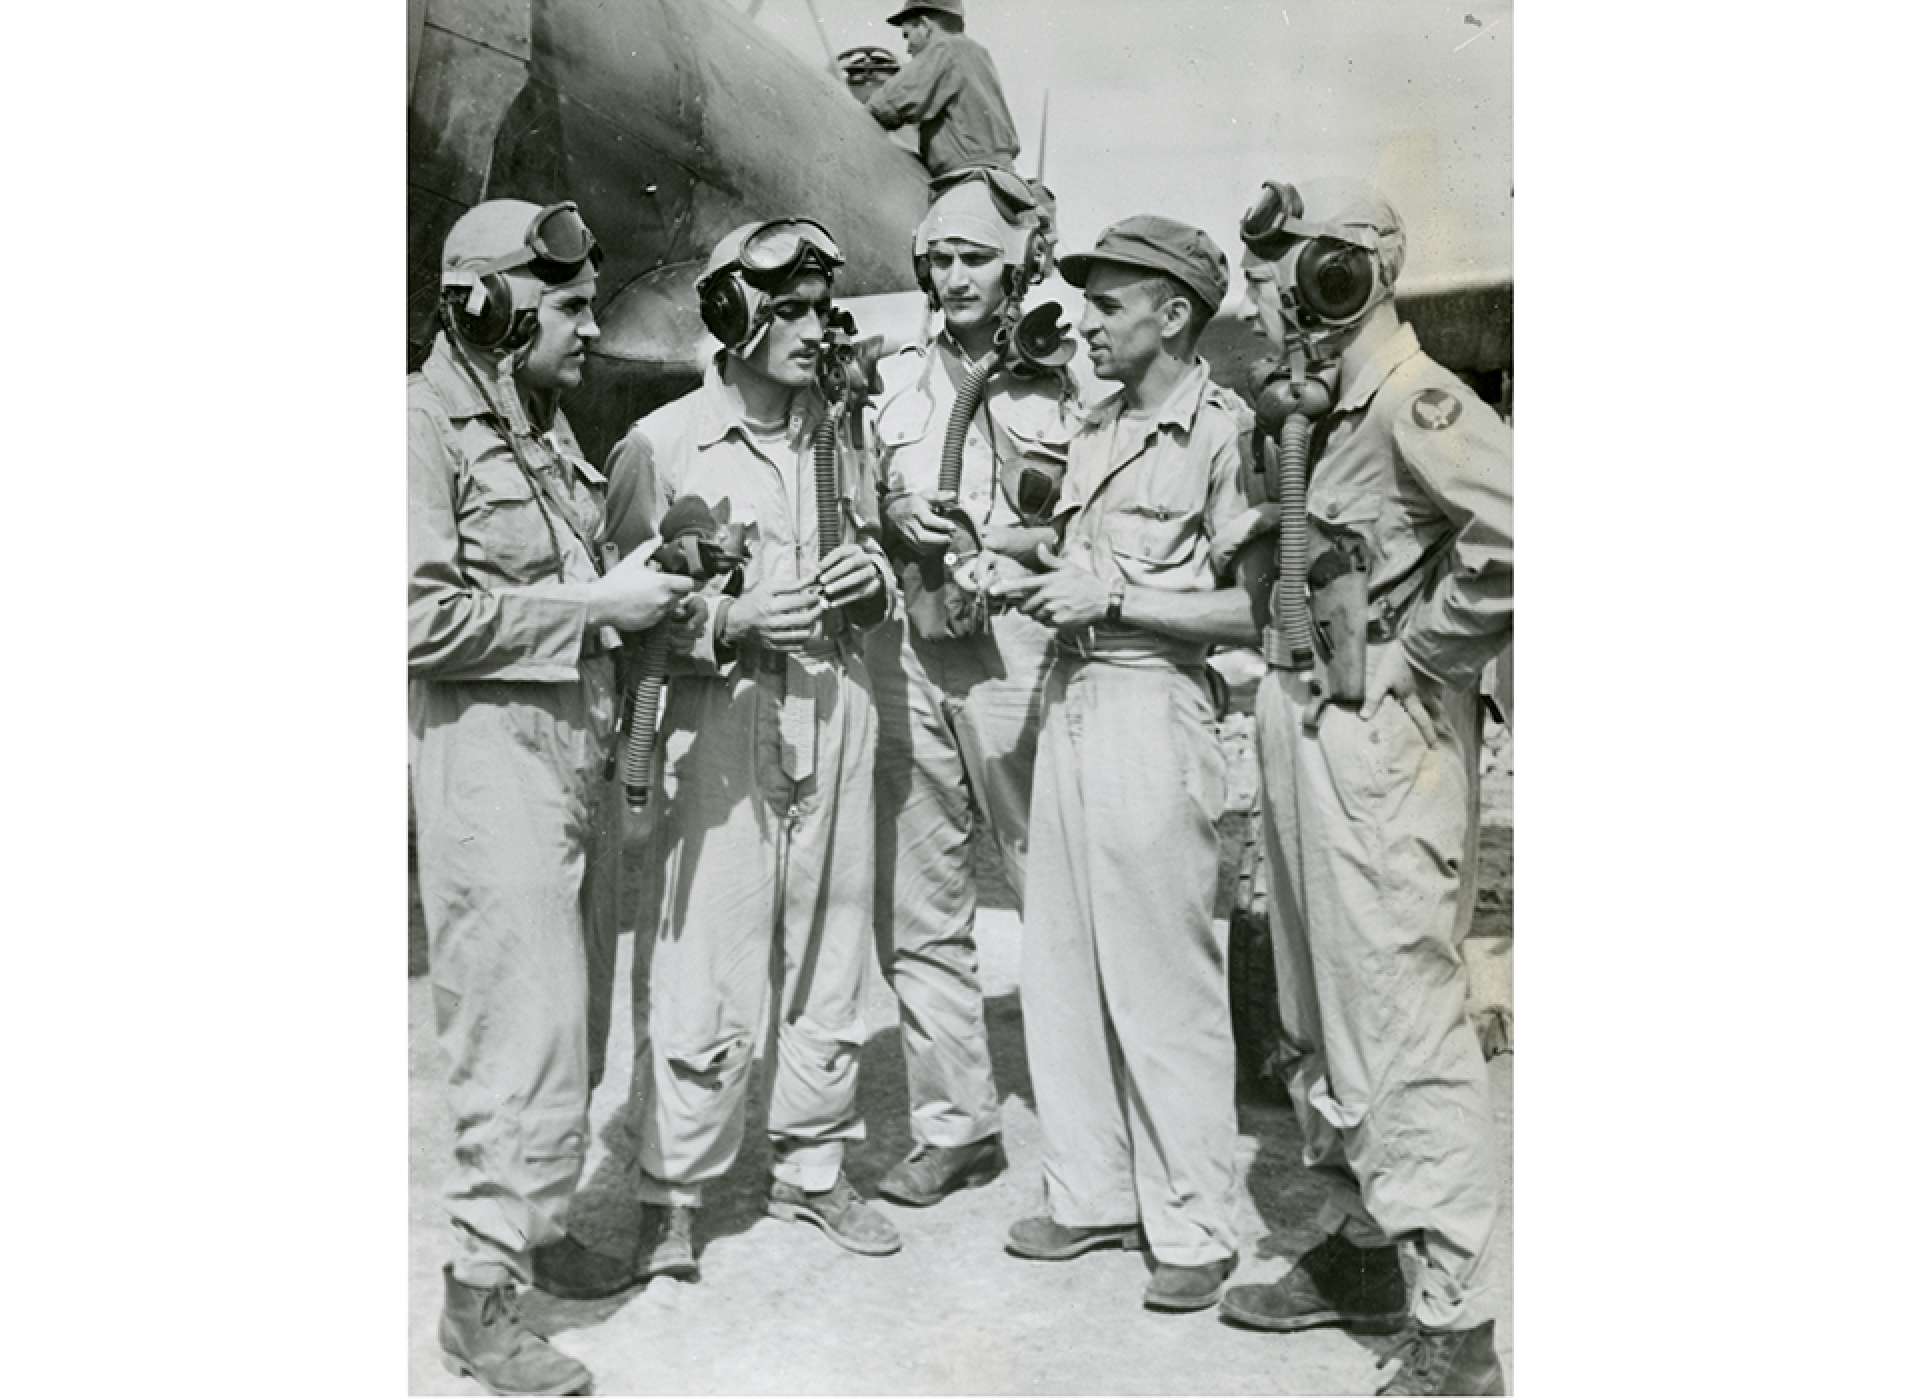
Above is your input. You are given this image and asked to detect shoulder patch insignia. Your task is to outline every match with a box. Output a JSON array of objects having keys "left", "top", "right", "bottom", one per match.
[{"left": 1410, "top": 388, "right": 1462, "bottom": 431}]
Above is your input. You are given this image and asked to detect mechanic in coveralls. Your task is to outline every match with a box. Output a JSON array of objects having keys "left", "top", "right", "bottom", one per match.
[
  {"left": 991, "top": 217, "right": 1258, "bottom": 1315},
  {"left": 866, "top": 1, "right": 1020, "bottom": 179},
  {"left": 409, "top": 199, "right": 693, "bottom": 1395},
  {"left": 866, "top": 168, "right": 1077, "bottom": 1208},
  {"left": 1216, "top": 177, "right": 1513, "bottom": 1397},
  {"left": 602, "top": 219, "right": 899, "bottom": 1282}
]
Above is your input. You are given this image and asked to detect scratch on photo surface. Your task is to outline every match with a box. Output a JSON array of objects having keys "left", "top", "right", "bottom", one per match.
[{"left": 1454, "top": 19, "right": 1498, "bottom": 53}]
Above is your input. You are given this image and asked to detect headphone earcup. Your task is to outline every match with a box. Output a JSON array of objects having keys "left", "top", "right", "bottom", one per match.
[
  {"left": 699, "top": 271, "right": 752, "bottom": 348},
  {"left": 1297, "top": 240, "right": 1374, "bottom": 324},
  {"left": 443, "top": 272, "right": 536, "bottom": 351},
  {"left": 913, "top": 253, "right": 935, "bottom": 304}
]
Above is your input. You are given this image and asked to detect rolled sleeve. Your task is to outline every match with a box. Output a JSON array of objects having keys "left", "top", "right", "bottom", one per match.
[
  {"left": 407, "top": 405, "right": 590, "bottom": 681},
  {"left": 1392, "top": 394, "right": 1514, "bottom": 688},
  {"left": 1202, "top": 408, "right": 1255, "bottom": 580},
  {"left": 867, "top": 46, "right": 951, "bottom": 129}
]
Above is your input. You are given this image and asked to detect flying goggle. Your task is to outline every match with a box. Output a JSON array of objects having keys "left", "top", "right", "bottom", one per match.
[
  {"left": 730, "top": 219, "right": 846, "bottom": 288},
  {"left": 1239, "top": 182, "right": 1383, "bottom": 327},
  {"left": 929, "top": 164, "right": 1040, "bottom": 220},
  {"left": 462, "top": 201, "right": 602, "bottom": 282}
]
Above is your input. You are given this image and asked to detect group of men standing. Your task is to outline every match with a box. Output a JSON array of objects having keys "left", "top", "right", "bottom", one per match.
[{"left": 406, "top": 7, "right": 1513, "bottom": 1398}]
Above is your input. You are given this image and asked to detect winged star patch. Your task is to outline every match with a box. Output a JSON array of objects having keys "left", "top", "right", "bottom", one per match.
[{"left": 1411, "top": 388, "right": 1462, "bottom": 431}]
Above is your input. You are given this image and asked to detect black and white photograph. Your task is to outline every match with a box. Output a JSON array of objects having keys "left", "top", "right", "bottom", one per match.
[
  {"left": 18, "top": 3, "right": 1920, "bottom": 1397},
  {"left": 405, "top": 2, "right": 1511, "bottom": 1393}
]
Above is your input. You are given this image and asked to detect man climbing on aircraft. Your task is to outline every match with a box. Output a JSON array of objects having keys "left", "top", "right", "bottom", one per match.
[{"left": 867, "top": 1, "right": 1020, "bottom": 178}]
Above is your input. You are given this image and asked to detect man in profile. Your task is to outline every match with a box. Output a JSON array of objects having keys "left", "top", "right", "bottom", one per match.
[{"left": 867, "top": 0, "right": 1020, "bottom": 178}]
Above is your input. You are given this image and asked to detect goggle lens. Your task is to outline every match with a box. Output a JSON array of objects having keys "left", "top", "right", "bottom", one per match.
[
  {"left": 529, "top": 203, "right": 596, "bottom": 265},
  {"left": 1241, "top": 181, "right": 1304, "bottom": 255},
  {"left": 739, "top": 220, "right": 845, "bottom": 276}
]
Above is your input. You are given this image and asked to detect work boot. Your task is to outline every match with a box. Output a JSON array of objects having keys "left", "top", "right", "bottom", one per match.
[
  {"left": 875, "top": 1135, "right": 1008, "bottom": 1207},
  {"left": 767, "top": 1174, "right": 902, "bottom": 1256},
  {"left": 530, "top": 1232, "right": 640, "bottom": 1301},
  {"left": 1143, "top": 1254, "right": 1237, "bottom": 1312},
  {"left": 633, "top": 1202, "right": 699, "bottom": 1281},
  {"left": 1005, "top": 1216, "right": 1145, "bottom": 1261},
  {"left": 439, "top": 1266, "right": 591, "bottom": 1397},
  {"left": 1374, "top": 1321, "right": 1505, "bottom": 1396},
  {"left": 1220, "top": 1233, "right": 1408, "bottom": 1334}
]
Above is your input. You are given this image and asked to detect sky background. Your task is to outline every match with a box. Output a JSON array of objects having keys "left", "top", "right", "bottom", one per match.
[{"left": 745, "top": 0, "right": 1513, "bottom": 293}]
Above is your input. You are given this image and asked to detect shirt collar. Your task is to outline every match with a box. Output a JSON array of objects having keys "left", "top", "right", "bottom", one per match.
[
  {"left": 1089, "top": 356, "right": 1213, "bottom": 436},
  {"left": 692, "top": 353, "right": 825, "bottom": 451},
  {"left": 421, "top": 334, "right": 498, "bottom": 422},
  {"left": 1336, "top": 321, "right": 1423, "bottom": 413}
]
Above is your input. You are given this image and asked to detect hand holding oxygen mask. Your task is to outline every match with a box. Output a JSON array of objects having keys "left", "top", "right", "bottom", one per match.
[
  {"left": 619, "top": 495, "right": 750, "bottom": 809},
  {"left": 802, "top": 305, "right": 888, "bottom": 618}
]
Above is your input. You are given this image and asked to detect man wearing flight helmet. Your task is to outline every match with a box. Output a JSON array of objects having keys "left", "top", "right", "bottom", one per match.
[
  {"left": 1217, "top": 178, "right": 1513, "bottom": 1397},
  {"left": 602, "top": 218, "right": 900, "bottom": 1277},
  {"left": 867, "top": 1, "right": 1020, "bottom": 179},
  {"left": 410, "top": 198, "right": 693, "bottom": 1394},
  {"left": 866, "top": 166, "right": 1077, "bottom": 1209}
]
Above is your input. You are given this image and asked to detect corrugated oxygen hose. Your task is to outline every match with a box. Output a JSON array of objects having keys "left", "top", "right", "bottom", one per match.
[
  {"left": 1275, "top": 413, "right": 1316, "bottom": 667},
  {"left": 621, "top": 628, "right": 675, "bottom": 809},
  {"left": 939, "top": 352, "right": 1000, "bottom": 502},
  {"left": 813, "top": 418, "right": 842, "bottom": 554}
]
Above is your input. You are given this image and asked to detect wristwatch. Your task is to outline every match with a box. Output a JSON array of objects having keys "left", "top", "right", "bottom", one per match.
[{"left": 1105, "top": 579, "right": 1127, "bottom": 624}]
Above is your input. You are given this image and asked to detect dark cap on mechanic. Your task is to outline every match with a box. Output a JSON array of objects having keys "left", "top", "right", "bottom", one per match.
[{"left": 1059, "top": 215, "right": 1230, "bottom": 315}]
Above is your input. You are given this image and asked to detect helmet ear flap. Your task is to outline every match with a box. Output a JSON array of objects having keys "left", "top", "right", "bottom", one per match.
[
  {"left": 441, "top": 270, "right": 538, "bottom": 351},
  {"left": 698, "top": 270, "right": 754, "bottom": 348},
  {"left": 1295, "top": 239, "right": 1375, "bottom": 324},
  {"left": 913, "top": 252, "right": 936, "bottom": 306}
]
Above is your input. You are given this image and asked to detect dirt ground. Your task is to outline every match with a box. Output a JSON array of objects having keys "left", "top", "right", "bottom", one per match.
[{"left": 406, "top": 755, "right": 1514, "bottom": 1395}]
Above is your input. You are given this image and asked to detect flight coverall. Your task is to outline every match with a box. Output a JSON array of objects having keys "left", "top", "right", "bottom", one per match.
[
  {"left": 866, "top": 31, "right": 1020, "bottom": 179},
  {"left": 1022, "top": 359, "right": 1251, "bottom": 1269},
  {"left": 407, "top": 335, "right": 624, "bottom": 1288},
  {"left": 603, "top": 361, "right": 894, "bottom": 1204},
  {"left": 1255, "top": 321, "right": 1513, "bottom": 1329},
  {"left": 870, "top": 335, "right": 1075, "bottom": 1150}
]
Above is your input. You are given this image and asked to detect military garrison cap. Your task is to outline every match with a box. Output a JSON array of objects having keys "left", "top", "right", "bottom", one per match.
[{"left": 1058, "top": 215, "right": 1230, "bottom": 315}]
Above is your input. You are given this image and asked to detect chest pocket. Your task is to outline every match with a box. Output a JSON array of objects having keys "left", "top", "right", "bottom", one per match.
[
  {"left": 1104, "top": 494, "right": 1206, "bottom": 579},
  {"left": 459, "top": 449, "right": 562, "bottom": 584},
  {"left": 1306, "top": 491, "right": 1382, "bottom": 581}
]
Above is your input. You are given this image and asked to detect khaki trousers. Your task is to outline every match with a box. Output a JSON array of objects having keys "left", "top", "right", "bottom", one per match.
[
  {"left": 1255, "top": 663, "right": 1498, "bottom": 1329},
  {"left": 631, "top": 653, "right": 878, "bottom": 1203},
  {"left": 1020, "top": 659, "right": 1239, "bottom": 1269},
  {"left": 869, "top": 613, "right": 1049, "bottom": 1148},
  {"left": 410, "top": 661, "right": 621, "bottom": 1288}
]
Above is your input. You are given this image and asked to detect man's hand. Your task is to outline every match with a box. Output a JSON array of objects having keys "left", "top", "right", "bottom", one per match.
[
  {"left": 663, "top": 594, "right": 707, "bottom": 656},
  {"left": 992, "top": 562, "right": 1109, "bottom": 630},
  {"left": 724, "top": 580, "right": 826, "bottom": 654},
  {"left": 813, "top": 542, "right": 886, "bottom": 608},
  {"left": 587, "top": 552, "right": 694, "bottom": 632},
  {"left": 1359, "top": 638, "right": 1439, "bottom": 747},
  {"left": 885, "top": 491, "right": 958, "bottom": 551}
]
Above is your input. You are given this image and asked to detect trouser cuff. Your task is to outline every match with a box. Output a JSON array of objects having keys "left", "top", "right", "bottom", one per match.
[
  {"left": 1316, "top": 1195, "right": 1394, "bottom": 1250},
  {"left": 636, "top": 1170, "right": 704, "bottom": 1208},
  {"left": 771, "top": 1139, "right": 844, "bottom": 1193}
]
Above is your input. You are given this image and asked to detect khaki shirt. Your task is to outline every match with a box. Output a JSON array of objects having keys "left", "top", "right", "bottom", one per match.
[
  {"left": 407, "top": 335, "right": 606, "bottom": 682},
  {"left": 1299, "top": 322, "right": 1513, "bottom": 690},
  {"left": 874, "top": 332, "right": 1077, "bottom": 524},
  {"left": 866, "top": 32, "right": 1020, "bottom": 178},
  {"left": 602, "top": 359, "right": 891, "bottom": 675},
  {"left": 1055, "top": 358, "right": 1254, "bottom": 668}
]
